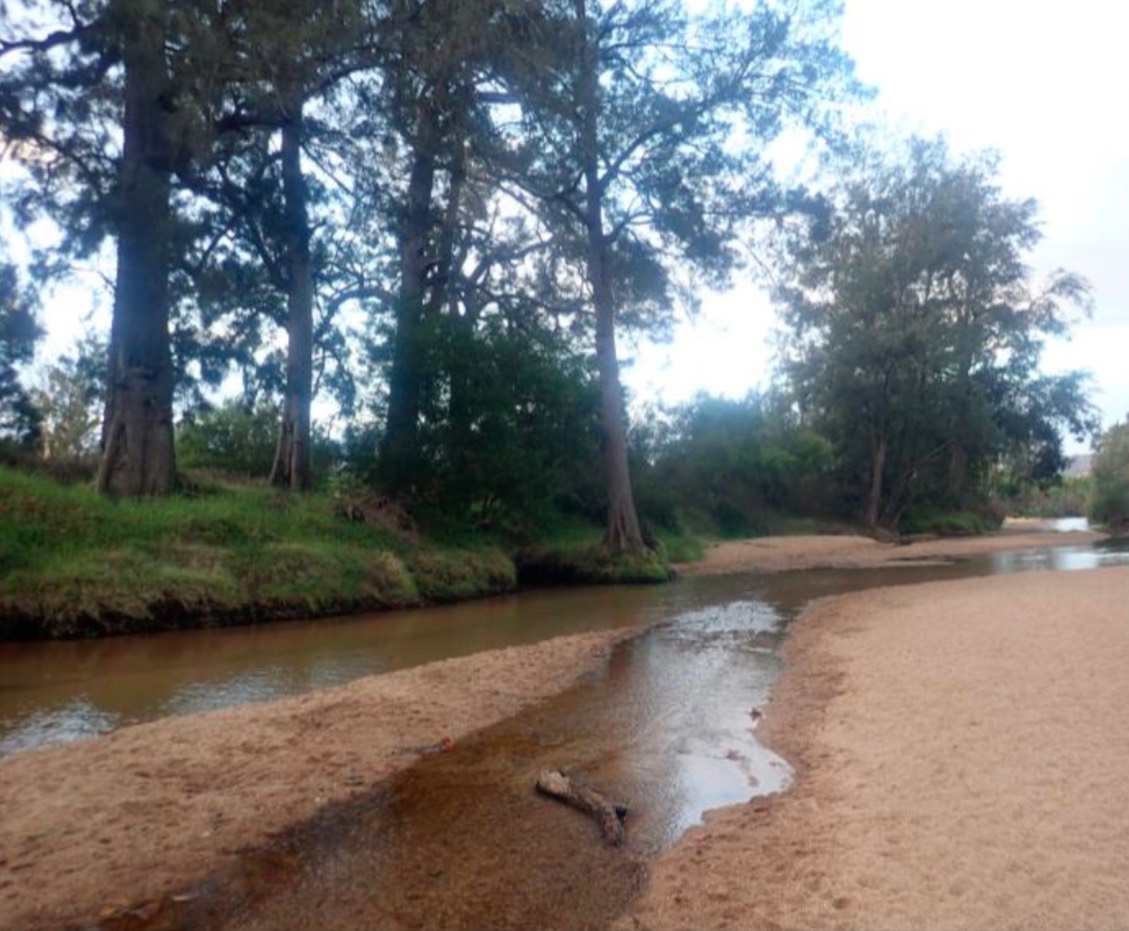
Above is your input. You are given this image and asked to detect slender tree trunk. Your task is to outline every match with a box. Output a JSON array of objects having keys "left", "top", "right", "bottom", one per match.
[
  {"left": 426, "top": 130, "right": 466, "bottom": 319},
  {"left": 97, "top": 5, "right": 176, "bottom": 497},
  {"left": 864, "top": 433, "right": 887, "bottom": 529},
  {"left": 434, "top": 137, "right": 476, "bottom": 470},
  {"left": 379, "top": 99, "right": 441, "bottom": 493},
  {"left": 946, "top": 442, "right": 968, "bottom": 502},
  {"left": 946, "top": 346, "right": 975, "bottom": 503},
  {"left": 575, "top": 0, "right": 644, "bottom": 553},
  {"left": 269, "top": 97, "right": 314, "bottom": 491}
]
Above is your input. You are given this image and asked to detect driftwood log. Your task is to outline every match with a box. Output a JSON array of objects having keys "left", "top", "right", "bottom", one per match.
[{"left": 536, "top": 770, "right": 627, "bottom": 845}]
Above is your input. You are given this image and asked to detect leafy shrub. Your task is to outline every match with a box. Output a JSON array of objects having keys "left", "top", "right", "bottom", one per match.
[
  {"left": 1089, "top": 421, "right": 1129, "bottom": 530},
  {"left": 631, "top": 393, "right": 835, "bottom": 536},
  {"left": 898, "top": 507, "right": 1001, "bottom": 536},
  {"left": 178, "top": 401, "right": 278, "bottom": 477}
]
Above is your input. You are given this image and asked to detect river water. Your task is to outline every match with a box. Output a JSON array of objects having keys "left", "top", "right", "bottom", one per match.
[
  {"left": 4, "top": 533, "right": 1127, "bottom": 929},
  {"left": 2, "top": 535, "right": 1126, "bottom": 761}
]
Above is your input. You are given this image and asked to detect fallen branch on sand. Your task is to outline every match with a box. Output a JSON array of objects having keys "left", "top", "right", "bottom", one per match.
[{"left": 536, "top": 769, "right": 627, "bottom": 845}]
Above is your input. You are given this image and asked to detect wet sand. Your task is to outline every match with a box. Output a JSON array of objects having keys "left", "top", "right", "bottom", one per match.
[
  {"left": 677, "top": 522, "right": 1103, "bottom": 575},
  {"left": 4, "top": 525, "right": 1120, "bottom": 931},
  {"left": 622, "top": 566, "right": 1129, "bottom": 930},
  {"left": 0, "top": 628, "right": 634, "bottom": 930}
]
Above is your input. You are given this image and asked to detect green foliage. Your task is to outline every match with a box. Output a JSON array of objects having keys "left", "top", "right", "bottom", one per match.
[
  {"left": 515, "top": 540, "right": 671, "bottom": 586},
  {"left": 369, "top": 322, "right": 604, "bottom": 537},
  {"left": 31, "top": 329, "right": 106, "bottom": 461},
  {"left": 655, "top": 530, "right": 706, "bottom": 564},
  {"left": 1089, "top": 421, "right": 1129, "bottom": 530},
  {"left": 632, "top": 393, "right": 834, "bottom": 537},
  {"left": 775, "top": 137, "right": 1097, "bottom": 526},
  {"left": 0, "top": 465, "right": 517, "bottom": 638},
  {"left": 898, "top": 507, "right": 1002, "bottom": 537},
  {"left": 177, "top": 401, "right": 279, "bottom": 477},
  {"left": 997, "top": 475, "right": 1090, "bottom": 518},
  {"left": 405, "top": 547, "right": 517, "bottom": 602},
  {"left": 177, "top": 400, "right": 342, "bottom": 483},
  {"left": 0, "top": 263, "right": 42, "bottom": 446}
]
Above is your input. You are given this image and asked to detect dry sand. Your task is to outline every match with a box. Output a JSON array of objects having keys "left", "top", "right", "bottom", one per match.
[
  {"left": 0, "top": 628, "right": 635, "bottom": 931},
  {"left": 4, "top": 525, "right": 1121, "bottom": 931},
  {"left": 678, "top": 522, "right": 1103, "bottom": 575},
  {"left": 621, "top": 566, "right": 1129, "bottom": 931}
]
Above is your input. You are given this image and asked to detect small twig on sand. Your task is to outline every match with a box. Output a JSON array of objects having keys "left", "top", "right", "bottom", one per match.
[{"left": 536, "top": 769, "right": 627, "bottom": 845}]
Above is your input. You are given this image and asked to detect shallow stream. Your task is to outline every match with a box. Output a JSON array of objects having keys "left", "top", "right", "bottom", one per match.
[
  {"left": 3, "top": 533, "right": 1126, "bottom": 929},
  {"left": 4, "top": 536, "right": 1125, "bottom": 759}
]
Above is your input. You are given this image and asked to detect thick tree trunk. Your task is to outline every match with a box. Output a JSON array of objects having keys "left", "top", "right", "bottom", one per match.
[
  {"left": 269, "top": 99, "right": 314, "bottom": 492},
  {"left": 575, "top": 0, "right": 644, "bottom": 553},
  {"left": 379, "top": 100, "right": 441, "bottom": 493},
  {"left": 864, "top": 433, "right": 887, "bottom": 529},
  {"left": 426, "top": 128, "right": 466, "bottom": 320},
  {"left": 946, "top": 442, "right": 968, "bottom": 503},
  {"left": 97, "top": 6, "right": 176, "bottom": 497}
]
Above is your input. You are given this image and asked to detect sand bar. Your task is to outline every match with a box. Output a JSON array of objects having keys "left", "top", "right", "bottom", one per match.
[
  {"left": 622, "top": 566, "right": 1129, "bottom": 930},
  {"left": 0, "top": 628, "right": 634, "bottom": 930},
  {"left": 679, "top": 522, "right": 1103, "bottom": 575}
]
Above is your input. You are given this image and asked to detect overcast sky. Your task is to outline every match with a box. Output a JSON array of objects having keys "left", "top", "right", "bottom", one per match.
[{"left": 626, "top": 0, "right": 1129, "bottom": 451}]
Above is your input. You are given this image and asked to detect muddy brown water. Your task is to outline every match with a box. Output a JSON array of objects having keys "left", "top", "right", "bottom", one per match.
[
  {"left": 5, "top": 537, "right": 1128, "bottom": 930},
  {"left": 4, "top": 538, "right": 1125, "bottom": 759}
]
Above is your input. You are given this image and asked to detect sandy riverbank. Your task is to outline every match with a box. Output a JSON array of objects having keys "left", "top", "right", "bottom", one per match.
[
  {"left": 677, "top": 521, "right": 1103, "bottom": 575},
  {"left": 622, "top": 566, "right": 1129, "bottom": 930},
  {"left": 0, "top": 628, "right": 635, "bottom": 930}
]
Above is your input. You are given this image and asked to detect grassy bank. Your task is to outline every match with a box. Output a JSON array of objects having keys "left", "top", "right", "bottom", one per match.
[
  {"left": 0, "top": 467, "right": 686, "bottom": 639},
  {"left": 511, "top": 516, "right": 689, "bottom": 586},
  {"left": 0, "top": 466, "right": 517, "bottom": 639}
]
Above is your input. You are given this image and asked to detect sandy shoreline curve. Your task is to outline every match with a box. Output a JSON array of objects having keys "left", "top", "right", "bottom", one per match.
[
  {"left": 622, "top": 566, "right": 1129, "bottom": 930},
  {"left": 0, "top": 627, "right": 635, "bottom": 930},
  {"left": 676, "top": 521, "right": 1104, "bottom": 575},
  {"left": 4, "top": 526, "right": 1119, "bottom": 930}
]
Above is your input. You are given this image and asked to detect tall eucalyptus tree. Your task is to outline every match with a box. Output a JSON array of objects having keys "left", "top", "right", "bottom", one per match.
[
  {"left": 1, "top": 0, "right": 222, "bottom": 494},
  {"left": 775, "top": 139, "right": 1096, "bottom": 527},
  {"left": 496, "top": 0, "right": 858, "bottom": 550}
]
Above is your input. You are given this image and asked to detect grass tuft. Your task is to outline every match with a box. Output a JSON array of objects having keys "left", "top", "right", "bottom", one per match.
[{"left": 515, "top": 539, "right": 672, "bottom": 586}]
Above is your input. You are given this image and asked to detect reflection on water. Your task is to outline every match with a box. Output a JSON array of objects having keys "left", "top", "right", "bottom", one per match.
[
  {"left": 1049, "top": 516, "right": 1091, "bottom": 533},
  {"left": 0, "top": 587, "right": 655, "bottom": 757},
  {"left": 988, "top": 542, "right": 1129, "bottom": 573},
  {"left": 5, "top": 538, "right": 1126, "bottom": 929},
  {"left": 2, "top": 539, "right": 1128, "bottom": 762},
  {"left": 162, "top": 557, "right": 1097, "bottom": 931},
  {"left": 0, "top": 698, "right": 122, "bottom": 756},
  {"left": 159, "top": 577, "right": 805, "bottom": 931}
]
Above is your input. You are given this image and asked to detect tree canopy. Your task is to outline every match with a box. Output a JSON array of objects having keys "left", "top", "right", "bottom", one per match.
[
  {"left": 1089, "top": 419, "right": 1129, "bottom": 531},
  {"left": 774, "top": 138, "right": 1097, "bottom": 528},
  {"left": 0, "top": 1, "right": 1100, "bottom": 548},
  {"left": 0, "top": 261, "right": 42, "bottom": 445}
]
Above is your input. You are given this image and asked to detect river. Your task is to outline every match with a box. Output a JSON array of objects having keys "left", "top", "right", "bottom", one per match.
[
  {"left": 2, "top": 533, "right": 1126, "bottom": 761},
  {"left": 4, "top": 532, "right": 1127, "bottom": 929}
]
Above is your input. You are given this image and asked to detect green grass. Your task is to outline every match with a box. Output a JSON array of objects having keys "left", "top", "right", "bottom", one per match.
[
  {"left": 0, "top": 466, "right": 516, "bottom": 639},
  {"left": 897, "top": 507, "right": 1001, "bottom": 537},
  {"left": 655, "top": 530, "right": 706, "bottom": 563},
  {"left": 514, "top": 522, "right": 673, "bottom": 586}
]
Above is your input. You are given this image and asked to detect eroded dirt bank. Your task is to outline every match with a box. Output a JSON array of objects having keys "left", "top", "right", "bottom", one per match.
[
  {"left": 621, "top": 567, "right": 1129, "bottom": 931},
  {"left": 0, "top": 628, "right": 635, "bottom": 931},
  {"left": 678, "top": 522, "right": 1103, "bottom": 575}
]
